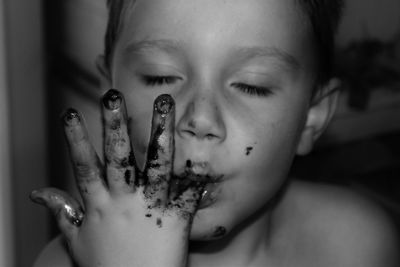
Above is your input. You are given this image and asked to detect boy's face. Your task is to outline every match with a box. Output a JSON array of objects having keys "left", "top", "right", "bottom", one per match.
[{"left": 110, "top": 0, "right": 316, "bottom": 239}]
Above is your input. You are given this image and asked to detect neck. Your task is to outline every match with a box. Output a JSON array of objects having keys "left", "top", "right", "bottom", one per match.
[{"left": 188, "top": 180, "right": 291, "bottom": 267}]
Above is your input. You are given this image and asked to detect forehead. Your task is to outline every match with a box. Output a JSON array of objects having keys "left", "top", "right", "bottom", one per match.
[{"left": 115, "top": 0, "right": 313, "bottom": 71}]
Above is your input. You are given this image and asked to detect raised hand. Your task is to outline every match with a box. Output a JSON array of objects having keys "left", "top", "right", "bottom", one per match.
[{"left": 30, "top": 90, "right": 205, "bottom": 267}]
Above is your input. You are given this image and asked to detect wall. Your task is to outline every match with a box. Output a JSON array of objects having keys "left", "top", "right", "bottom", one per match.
[
  {"left": 338, "top": 0, "right": 400, "bottom": 45},
  {"left": 1, "top": 0, "right": 50, "bottom": 266},
  {"left": 0, "top": 0, "right": 14, "bottom": 265}
]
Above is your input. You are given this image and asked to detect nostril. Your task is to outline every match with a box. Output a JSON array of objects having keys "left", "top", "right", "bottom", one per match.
[
  {"left": 179, "top": 129, "right": 219, "bottom": 140},
  {"left": 177, "top": 102, "right": 226, "bottom": 141},
  {"left": 188, "top": 120, "right": 196, "bottom": 129},
  {"left": 205, "top": 134, "right": 218, "bottom": 140},
  {"left": 181, "top": 129, "right": 196, "bottom": 137}
]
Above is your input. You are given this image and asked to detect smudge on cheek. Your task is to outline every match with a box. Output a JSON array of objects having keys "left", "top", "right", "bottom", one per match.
[
  {"left": 245, "top": 147, "right": 254, "bottom": 156},
  {"left": 212, "top": 226, "right": 227, "bottom": 238}
]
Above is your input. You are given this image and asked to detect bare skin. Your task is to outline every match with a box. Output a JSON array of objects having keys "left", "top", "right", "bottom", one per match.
[
  {"left": 31, "top": 90, "right": 206, "bottom": 267},
  {"left": 32, "top": 179, "right": 400, "bottom": 267},
  {"left": 31, "top": 0, "right": 399, "bottom": 266}
]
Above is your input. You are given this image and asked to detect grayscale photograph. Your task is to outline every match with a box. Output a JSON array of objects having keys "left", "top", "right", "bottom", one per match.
[{"left": 0, "top": 0, "right": 399, "bottom": 266}]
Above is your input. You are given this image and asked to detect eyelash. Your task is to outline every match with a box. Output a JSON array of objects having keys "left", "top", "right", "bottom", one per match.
[
  {"left": 141, "top": 76, "right": 272, "bottom": 97},
  {"left": 231, "top": 83, "right": 272, "bottom": 97},
  {"left": 142, "top": 75, "right": 180, "bottom": 86}
]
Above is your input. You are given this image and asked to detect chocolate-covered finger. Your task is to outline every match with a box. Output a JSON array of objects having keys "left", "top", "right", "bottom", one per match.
[
  {"left": 143, "top": 94, "right": 175, "bottom": 207},
  {"left": 63, "top": 109, "right": 107, "bottom": 201},
  {"left": 30, "top": 188, "right": 83, "bottom": 240},
  {"left": 169, "top": 185, "right": 205, "bottom": 220},
  {"left": 102, "top": 89, "right": 136, "bottom": 194}
]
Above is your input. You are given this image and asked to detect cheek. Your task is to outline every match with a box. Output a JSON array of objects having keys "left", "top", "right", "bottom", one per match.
[
  {"left": 190, "top": 115, "right": 306, "bottom": 240},
  {"left": 239, "top": 123, "right": 297, "bottom": 200},
  {"left": 129, "top": 118, "right": 149, "bottom": 169},
  {"left": 233, "top": 107, "right": 306, "bottom": 209},
  {"left": 123, "top": 94, "right": 155, "bottom": 169},
  {"left": 236, "top": 105, "right": 305, "bottom": 166},
  {"left": 244, "top": 115, "right": 305, "bottom": 183}
]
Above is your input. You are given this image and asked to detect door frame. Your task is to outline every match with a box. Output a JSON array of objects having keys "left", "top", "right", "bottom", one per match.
[{"left": 1, "top": 0, "right": 49, "bottom": 266}]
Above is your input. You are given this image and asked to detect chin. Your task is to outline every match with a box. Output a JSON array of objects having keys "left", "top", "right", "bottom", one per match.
[
  {"left": 188, "top": 187, "right": 279, "bottom": 242},
  {"left": 188, "top": 206, "right": 233, "bottom": 240},
  {"left": 189, "top": 224, "right": 230, "bottom": 241}
]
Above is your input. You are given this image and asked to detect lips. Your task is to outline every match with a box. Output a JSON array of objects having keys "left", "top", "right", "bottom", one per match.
[
  {"left": 169, "top": 160, "right": 224, "bottom": 208},
  {"left": 173, "top": 160, "right": 224, "bottom": 182},
  {"left": 197, "top": 182, "right": 220, "bottom": 209}
]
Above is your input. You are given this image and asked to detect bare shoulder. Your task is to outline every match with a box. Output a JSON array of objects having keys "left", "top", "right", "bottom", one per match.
[
  {"left": 285, "top": 180, "right": 399, "bottom": 267},
  {"left": 33, "top": 235, "right": 76, "bottom": 267}
]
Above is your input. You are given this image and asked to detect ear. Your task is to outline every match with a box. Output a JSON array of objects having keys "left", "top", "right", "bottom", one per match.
[
  {"left": 95, "top": 55, "right": 112, "bottom": 92},
  {"left": 296, "top": 78, "right": 341, "bottom": 155}
]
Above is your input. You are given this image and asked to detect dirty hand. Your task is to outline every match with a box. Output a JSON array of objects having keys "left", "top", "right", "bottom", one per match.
[{"left": 30, "top": 90, "right": 205, "bottom": 267}]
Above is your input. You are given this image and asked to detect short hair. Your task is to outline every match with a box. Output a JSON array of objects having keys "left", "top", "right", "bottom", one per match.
[
  {"left": 104, "top": 0, "right": 344, "bottom": 85},
  {"left": 298, "top": 0, "right": 345, "bottom": 85}
]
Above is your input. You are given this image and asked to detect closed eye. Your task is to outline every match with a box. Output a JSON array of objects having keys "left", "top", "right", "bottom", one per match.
[
  {"left": 141, "top": 75, "right": 181, "bottom": 86},
  {"left": 231, "top": 82, "right": 273, "bottom": 97}
]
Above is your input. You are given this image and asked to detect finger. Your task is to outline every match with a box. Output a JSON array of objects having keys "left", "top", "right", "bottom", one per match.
[
  {"left": 63, "top": 109, "right": 108, "bottom": 203},
  {"left": 102, "top": 89, "right": 136, "bottom": 194},
  {"left": 143, "top": 94, "right": 175, "bottom": 207},
  {"left": 169, "top": 185, "right": 205, "bottom": 221},
  {"left": 30, "top": 188, "right": 84, "bottom": 240}
]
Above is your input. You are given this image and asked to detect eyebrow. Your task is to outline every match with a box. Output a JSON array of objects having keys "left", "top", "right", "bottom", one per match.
[
  {"left": 233, "top": 46, "right": 300, "bottom": 71},
  {"left": 123, "top": 39, "right": 183, "bottom": 55},
  {"left": 123, "top": 39, "right": 300, "bottom": 70}
]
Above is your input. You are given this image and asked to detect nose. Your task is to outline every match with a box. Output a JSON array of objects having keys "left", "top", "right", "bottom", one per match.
[{"left": 176, "top": 91, "right": 226, "bottom": 142}]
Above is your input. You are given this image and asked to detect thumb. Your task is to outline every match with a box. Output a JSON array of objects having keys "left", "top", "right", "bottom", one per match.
[{"left": 30, "top": 188, "right": 84, "bottom": 240}]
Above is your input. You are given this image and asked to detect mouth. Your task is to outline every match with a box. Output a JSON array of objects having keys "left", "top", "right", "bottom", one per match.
[{"left": 169, "top": 160, "right": 224, "bottom": 208}]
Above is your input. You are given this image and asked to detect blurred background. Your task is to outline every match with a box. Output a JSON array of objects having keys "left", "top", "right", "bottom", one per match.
[{"left": 0, "top": 0, "right": 399, "bottom": 266}]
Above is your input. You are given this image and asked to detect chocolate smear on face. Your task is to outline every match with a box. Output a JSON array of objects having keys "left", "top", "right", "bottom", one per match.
[
  {"left": 245, "top": 146, "right": 253, "bottom": 156},
  {"left": 169, "top": 160, "right": 224, "bottom": 203},
  {"left": 170, "top": 171, "right": 209, "bottom": 200}
]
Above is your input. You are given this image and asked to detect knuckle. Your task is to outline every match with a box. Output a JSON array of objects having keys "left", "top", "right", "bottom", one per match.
[
  {"left": 105, "top": 135, "right": 128, "bottom": 150},
  {"left": 106, "top": 152, "right": 135, "bottom": 168},
  {"left": 75, "top": 162, "right": 99, "bottom": 178}
]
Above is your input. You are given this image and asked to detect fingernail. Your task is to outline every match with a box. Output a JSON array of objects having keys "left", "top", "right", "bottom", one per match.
[
  {"left": 154, "top": 94, "right": 174, "bottom": 115},
  {"left": 62, "top": 108, "right": 80, "bottom": 126},
  {"left": 66, "top": 206, "right": 84, "bottom": 226},
  {"left": 103, "top": 89, "right": 122, "bottom": 110},
  {"left": 29, "top": 190, "right": 44, "bottom": 204}
]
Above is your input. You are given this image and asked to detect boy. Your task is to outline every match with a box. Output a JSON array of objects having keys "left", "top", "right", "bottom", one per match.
[{"left": 31, "top": 0, "right": 399, "bottom": 266}]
